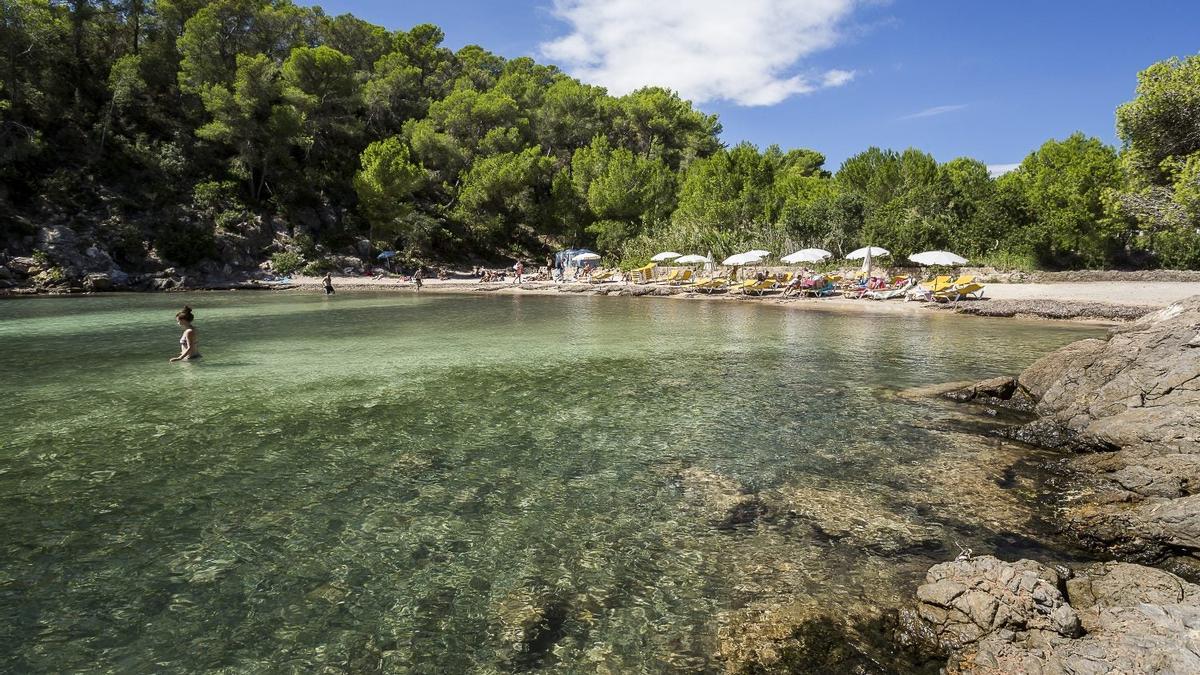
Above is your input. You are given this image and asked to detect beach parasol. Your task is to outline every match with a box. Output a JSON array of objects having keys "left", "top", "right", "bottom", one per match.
[
  {"left": 845, "top": 246, "right": 890, "bottom": 260},
  {"left": 744, "top": 249, "right": 771, "bottom": 259},
  {"left": 909, "top": 250, "right": 968, "bottom": 266},
  {"left": 651, "top": 251, "right": 682, "bottom": 262},
  {"left": 675, "top": 254, "right": 709, "bottom": 264},
  {"left": 572, "top": 252, "right": 601, "bottom": 263},
  {"left": 721, "top": 251, "right": 764, "bottom": 266},
  {"left": 781, "top": 248, "right": 831, "bottom": 264}
]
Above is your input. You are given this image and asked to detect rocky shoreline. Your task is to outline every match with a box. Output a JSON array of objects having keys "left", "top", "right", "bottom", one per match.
[{"left": 916, "top": 294, "right": 1200, "bottom": 672}]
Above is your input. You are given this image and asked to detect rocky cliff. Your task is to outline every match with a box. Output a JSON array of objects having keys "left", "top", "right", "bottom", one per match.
[
  {"left": 926, "top": 295, "right": 1200, "bottom": 672},
  {"left": 951, "top": 294, "right": 1200, "bottom": 565}
]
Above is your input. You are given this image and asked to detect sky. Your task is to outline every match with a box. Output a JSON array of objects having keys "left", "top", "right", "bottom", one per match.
[{"left": 303, "top": 0, "right": 1200, "bottom": 174}]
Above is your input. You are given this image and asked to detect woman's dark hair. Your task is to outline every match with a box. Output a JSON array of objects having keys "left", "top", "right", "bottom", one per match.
[{"left": 176, "top": 305, "right": 194, "bottom": 322}]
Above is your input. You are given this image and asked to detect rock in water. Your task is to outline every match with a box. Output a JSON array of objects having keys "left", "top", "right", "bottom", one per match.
[
  {"left": 917, "top": 556, "right": 1200, "bottom": 674},
  {"left": 958, "top": 295, "right": 1200, "bottom": 561}
]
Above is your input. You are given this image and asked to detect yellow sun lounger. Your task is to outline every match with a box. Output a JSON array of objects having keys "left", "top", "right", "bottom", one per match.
[
  {"left": 588, "top": 269, "right": 615, "bottom": 284},
  {"left": 745, "top": 279, "right": 778, "bottom": 296},
  {"left": 657, "top": 269, "right": 681, "bottom": 284},
  {"left": 920, "top": 275, "right": 953, "bottom": 292},
  {"left": 669, "top": 269, "right": 693, "bottom": 285},
  {"left": 629, "top": 263, "right": 656, "bottom": 284},
  {"left": 689, "top": 278, "right": 728, "bottom": 293},
  {"left": 934, "top": 282, "right": 985, "bottom": 302}
]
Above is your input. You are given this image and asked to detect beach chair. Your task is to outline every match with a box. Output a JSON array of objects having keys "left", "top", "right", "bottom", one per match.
[
  {"left": 800, "top": 278, "right": 838, "bottom": 297},
  {"left": 949, "top": 274, "right": 975, "bottom": 287},
  {"left": 920, "top": 275, "right": 953, "bottom": 292},
  {"left": 588, "top": 269, "right": 615, "bottom": 284},
  {"left": 865, "top": 277, "right": 915, "bottom": 300},
  {"left": 694, "top": 278, "right": 729, "bottom": 293},
  {"left": 630, "top": 263, "right": 656, "bottom": 284},
  {"left": 657, "top": 269, "right": 680, "bottom": 284},
  {"left": 934, "top": 282, "right": 986, "bottom": 302},
  {"left": 670, "top": 269, "right": 693, "bottom": 285},
  {"left": 745, "top": 279, "right": 778, "bottom": 296}
]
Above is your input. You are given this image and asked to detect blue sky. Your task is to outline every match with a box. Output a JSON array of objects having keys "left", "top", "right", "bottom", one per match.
[{"left": 305, "top": 0, "right": 1200, "bottom": 173}]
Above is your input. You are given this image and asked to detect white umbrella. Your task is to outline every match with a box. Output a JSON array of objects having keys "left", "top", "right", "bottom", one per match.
[
  {"left": 721, "top": 251, "right": 766, "bottom": 266},
  {"left": 909, "top": 250, "right": 968, "bottom": 266},
  {"left": 744, "top": 249, "right": 771, "bottom": 258},
  {"left": 781, "top": 248, "right": 831, "bottom": 264},
  {"left": 650, "top": 251, "right": 682, "bottom": 262},
  {"left": 675, "top": 254, "right": 708, "bottom": 264},
  {"left": 572, "top": 252, "right": 601, "bottom": 263},
  {"left": 846, "top": 246, "right": 890, "bottom": 260}
]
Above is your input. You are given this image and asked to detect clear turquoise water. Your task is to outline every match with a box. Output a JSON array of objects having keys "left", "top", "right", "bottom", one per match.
[{"left": 0, "top": 292, "right": 1104, "bottom": 672}]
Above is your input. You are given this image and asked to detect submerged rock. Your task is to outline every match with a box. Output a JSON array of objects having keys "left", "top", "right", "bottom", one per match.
[{"left": 674, "top": 466, "right": 767, "bottom": 530}]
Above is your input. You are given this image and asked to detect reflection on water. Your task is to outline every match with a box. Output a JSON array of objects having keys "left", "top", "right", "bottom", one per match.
[{"left": 0, "top": 292, "right": 1104, "bottom": 672}]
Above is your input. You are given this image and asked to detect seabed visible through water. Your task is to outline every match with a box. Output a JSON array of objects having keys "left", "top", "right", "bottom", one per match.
[{"left": 0, "top": 292, "right": 1106, "bottom": 671}]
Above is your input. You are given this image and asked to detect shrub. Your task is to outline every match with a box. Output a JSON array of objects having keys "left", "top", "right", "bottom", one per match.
[
  {"left": 155, "top": 222, "right": 217, "bottom": 266},
  {"left": 301, "top": 259, "right": 336, "bottom": 275},
  {"left": 270, "top": 251, "right": 304, "bottom": 275}
]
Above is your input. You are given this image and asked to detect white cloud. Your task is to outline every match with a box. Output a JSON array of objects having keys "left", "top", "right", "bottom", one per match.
[
  {"left": 987, "top": 163, "right": 1019, "bottom": 177},
  {"left": 899, "top": 104, "right": 967, "bottom": 120},
  {"left": 540, "top": 0, "right": 860, "bottom": 106}
]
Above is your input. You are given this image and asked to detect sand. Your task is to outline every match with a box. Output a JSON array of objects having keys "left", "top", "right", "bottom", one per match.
[{"left": 288, "top": 275, "right": 1200, "bottom": 323}]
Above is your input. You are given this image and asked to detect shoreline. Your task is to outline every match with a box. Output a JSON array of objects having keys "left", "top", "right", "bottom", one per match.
[
  {"left": 283, "top": 276, "right": 1200, "bottom": 324},
  {"left": 5, "top": 275, "right": 1185, "bottom": 325}
]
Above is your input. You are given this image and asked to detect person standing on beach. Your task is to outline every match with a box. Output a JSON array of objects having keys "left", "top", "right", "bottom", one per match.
[
  {"left": 413, "top": 267, "right": 423, "bottom": 291},
  {"left": 514, "top": 261, "right": 524, "bottom": 284},
  {"left": 169, "top": 306, "right": 201, "bottom": 362},
  {"left": 322, "top": 272, "right": 335, "bottom": 295}
]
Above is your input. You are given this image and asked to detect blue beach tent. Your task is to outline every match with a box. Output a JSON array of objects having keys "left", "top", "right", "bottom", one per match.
[{"left": 554, "top": 248, "right": 597, "bottom": 269}]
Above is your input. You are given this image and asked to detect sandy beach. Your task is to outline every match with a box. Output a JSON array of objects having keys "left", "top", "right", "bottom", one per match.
[{"left": 288, "top": 274, "right": 1200, "bottom": 322}]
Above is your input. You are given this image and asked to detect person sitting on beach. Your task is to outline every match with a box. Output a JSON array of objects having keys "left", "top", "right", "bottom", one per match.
[
  {"left": 782, "top": 275, "right": 804, "bottom": 297},
  {"left": 437, "top": 268, "right": 448, "bottom": 281},
  {"left": 754, "top": 270, "right": 768, "bottom": 282},
  {"left": 169, "top": 306, "right": 201, "bottom": 362}
]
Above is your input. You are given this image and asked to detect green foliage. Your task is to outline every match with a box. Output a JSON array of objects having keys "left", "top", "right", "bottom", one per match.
[
  {"left": 1003, "top": 133, "right": 1126, "bottom": 267},
  {"left": 196, "top": 53, "right": 306, "bottom": 202},
  {"left": 3, "top": 0, "right": 1198, "bottom": 271},
  {"left": 1116, "top": 54, "right": 1200, "bottom": 187},
  {"left": 301, "top": 258, "right": 337, "bottom": 275},
  {"left": 156, "top": 222, "right": 217, "bottom": 266},
  {"left": 353, "top": 136, "right": 424, "bottom": 248},
  {"left": 453, "top": 146, "right": 554, "bottom": 241},
  {"left": 269, "top": 250, "right": 304, "bottom": 275}
]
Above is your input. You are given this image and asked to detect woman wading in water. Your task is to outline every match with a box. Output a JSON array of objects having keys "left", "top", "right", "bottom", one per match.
[{"left": 169, "top": 306, "right": 201, "bottom": 362}]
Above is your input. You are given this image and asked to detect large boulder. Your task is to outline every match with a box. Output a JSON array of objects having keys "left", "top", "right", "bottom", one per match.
[
  {"left": 916, "top": 556, "right": 1080, "bottom": 649},
  {"left": 957, "top": 295, "right": 1200, "bottom": 560},
  {"left": 1028, "top": 297, "right": 1200, "bottom": 454},
  {"left": 919, "top": 556, "right": 1200, "bottom": 674}
]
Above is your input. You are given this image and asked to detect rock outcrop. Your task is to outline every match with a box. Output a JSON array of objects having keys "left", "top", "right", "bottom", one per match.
[
  {"left": 917, "top": 556, "right": 1200, "bottom": 674},
  {"left": 950, "top": 295, "right": 1200, "bottom": 562}
]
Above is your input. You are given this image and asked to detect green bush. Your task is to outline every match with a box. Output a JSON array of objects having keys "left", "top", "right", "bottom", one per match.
[
  {"left": 155, "top": 222, "right": 217, "bottom": 266},
  {"left": 270, "top": 251, "right": 304, "bottom": 275},
  {"left": 301, "top": 259, "right": 336, "bottom": 275}
]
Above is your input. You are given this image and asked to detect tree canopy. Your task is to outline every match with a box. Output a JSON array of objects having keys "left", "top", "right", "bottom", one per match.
[{"left": 1, "top": 1, "right": 1198, "bottom": 270}]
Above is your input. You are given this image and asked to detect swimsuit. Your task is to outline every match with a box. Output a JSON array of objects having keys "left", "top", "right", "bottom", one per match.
[{"left": 180, "top": 333, "right": 201, "bottom": 359}]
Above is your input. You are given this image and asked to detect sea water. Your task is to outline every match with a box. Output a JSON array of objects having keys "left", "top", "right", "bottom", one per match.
[{"left": 0, "top": 292, "right": 1105, "bottom": 672}]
